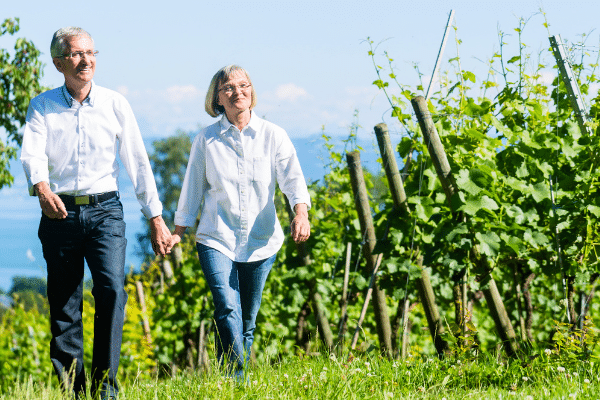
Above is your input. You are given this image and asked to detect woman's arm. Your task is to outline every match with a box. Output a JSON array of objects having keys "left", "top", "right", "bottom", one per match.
[
  {"left": 168, "top": 225, "right": 188, "bottom": 249},
  {"left": 291, "top": 203, "right": 310, "bottom": 243},
  {"left": 167, "top": 134, "right": 207, "bottom": 252}
]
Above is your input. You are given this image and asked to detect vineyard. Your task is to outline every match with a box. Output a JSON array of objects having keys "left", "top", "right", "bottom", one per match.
[{"left": 2, "top": 16, "right": 600, "bottom": 397}]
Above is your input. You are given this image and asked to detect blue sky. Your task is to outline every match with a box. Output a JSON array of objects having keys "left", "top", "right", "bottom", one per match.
[{"left": 1, "top": 0, "right": 599, "bottom": 290}]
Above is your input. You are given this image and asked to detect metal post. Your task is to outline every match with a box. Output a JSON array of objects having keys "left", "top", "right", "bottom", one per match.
[
  {"left": 425, "top": 10, "right": 455, "bottom": 101},
  {"left": 549, "top": 35, "right": 592, "bottom": 136}
]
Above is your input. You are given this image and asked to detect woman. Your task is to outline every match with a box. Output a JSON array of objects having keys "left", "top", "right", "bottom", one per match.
[{"left": 170, "top": 65, "right": 311, "bottom": 377}]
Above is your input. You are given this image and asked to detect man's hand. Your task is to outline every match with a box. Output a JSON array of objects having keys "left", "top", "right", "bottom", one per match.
[
  {"left": 150, "top": 215, "right": 172, "bottom": 256},
  {"left": 35, "top": 182, "right": 67, "bottom": 219},
  {"left": 291, "top": 203, "right": 310, "bottom": 243}
]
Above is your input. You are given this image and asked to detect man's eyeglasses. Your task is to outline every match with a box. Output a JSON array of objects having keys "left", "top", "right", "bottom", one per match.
[
  {"left": 219, "top": 83, "right": 251, "bottom": 94},
  {"left": 58, "top": 50, "right": 99, "bottom": 60}
]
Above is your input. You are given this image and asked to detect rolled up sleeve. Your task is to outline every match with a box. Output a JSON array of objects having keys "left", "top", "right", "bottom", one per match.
[
  {"left": 116, "top": 97, "right": 163, "bottom": 219},
  {"left": 174, "top": 135, "right": 207, "bottom": 227},
  {"left": 21, "top": 102, "right": 50, "bottom": 196},
  {"left": 275, "top": 131, "right": 311, "bottom": 211}
]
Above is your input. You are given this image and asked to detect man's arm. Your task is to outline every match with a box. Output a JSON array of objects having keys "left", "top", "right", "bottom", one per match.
[
  {"left": 114, "top": 95, "right": 171, "bottom": 254},
  {"left": 34, "top": 181, "right": 67, "bottom": 219}
]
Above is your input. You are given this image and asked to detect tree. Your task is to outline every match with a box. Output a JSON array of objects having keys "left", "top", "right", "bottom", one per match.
[
  {"left": 136, "top": 130, "right": 194, "bottom": 260},
  {"left": 0, "top": 18, "right": 46, "bottom": 189},
  {"left": 8, "top": 276, "right": 48, "bottom": 314},
  {"left": 8, "top": 276, "right": 46, "bottom": 296}
]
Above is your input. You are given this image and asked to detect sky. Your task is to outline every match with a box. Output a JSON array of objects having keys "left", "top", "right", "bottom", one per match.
[{"left": 1, "top": 0, "right": 599, "bottom": 291}]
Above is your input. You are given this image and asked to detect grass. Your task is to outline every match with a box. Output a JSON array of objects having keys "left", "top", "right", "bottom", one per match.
[{"left": 2, "top": 350, "right": 599, "bottom": 400}]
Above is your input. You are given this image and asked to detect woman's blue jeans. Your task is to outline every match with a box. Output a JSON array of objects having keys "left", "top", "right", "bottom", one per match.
[{"left": 196, "top": 243, "right": 275, "bottom": 378}]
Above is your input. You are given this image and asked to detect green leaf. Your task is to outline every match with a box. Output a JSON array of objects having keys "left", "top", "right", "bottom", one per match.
[
  {"left": 372, "top": 79, "right": 389, "bottom": 89},
  {"left": 531, "top": 182, "right": 550, "bottom": 203},
  {"left": 460, "top": 195, "right": 499, "bottom": 216},
  {"left": 475, "top": 231, "right": 501, "bottom": 257},
  {"left": 523, "top": 229, "right": 549, "bottom": 248},
  {"left": 446, "top": 224, "right": 469, "bottom": 242},
  {"left": 500, "top": 232, "right": 523, "bottom": 255},
  {"left": 462, "top": 71, "right": 476, "bottom": 83},
  {"left": 469, "top": 167, "right": 493, "bottom": 189},
  {"left": 587, "top": 205, "right": 600, "bottom": 217},
  {"left": 456, "top": 169, "right": 482, "bottom": 196},
  {"left": 516, "top": 162, "right": 529, "bottom": 178},
  {"left": 397, "top": 137, "right": 414, "bottom": 158}
]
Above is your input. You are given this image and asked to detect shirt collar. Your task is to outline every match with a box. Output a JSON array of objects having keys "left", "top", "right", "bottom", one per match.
[
  {"left": 61, "top": 81, "right": 96, "bottom": 107},
  {"left": 219, "top": 111, "right": 258, "bottom": 137}
]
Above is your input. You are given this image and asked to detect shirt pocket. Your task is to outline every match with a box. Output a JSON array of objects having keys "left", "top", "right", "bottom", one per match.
[{"left": 252, "top": 157, "right": 271, "bottom": 183}]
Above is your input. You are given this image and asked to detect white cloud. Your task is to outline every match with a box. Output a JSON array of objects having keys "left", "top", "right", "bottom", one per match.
[
  {"left": 588, "top": 82, "right": 600, "bottom": 98},
  {"left": 275, "top": 83, "right": 309, "bottom": 102},
  {"left": 538, "top": 70, "right": 555, "bottom": 86},
  {"left": 344, "top": 86, "right": 379, "bottom": 97},
  {"left": 26, "top": 249, "right": 35, "bottom": 262},
  {"left": 124, "top": 81, "right": 393, "bottom": 140},
  {"left": 116, "top": 86, "right": 129, "bottom": 96},
  {"left": 165, "top": 85, "right": 202, "bottom": 103}
]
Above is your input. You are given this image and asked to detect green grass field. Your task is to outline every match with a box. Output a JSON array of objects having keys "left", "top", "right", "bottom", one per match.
[{"left": 2, "top": 350, "right": 599, "bottom": 400}]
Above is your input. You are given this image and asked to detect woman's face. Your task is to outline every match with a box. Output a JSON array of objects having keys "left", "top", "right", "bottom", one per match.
[{"left": 217, "top": 70, "right": 253, "bottom": 118}]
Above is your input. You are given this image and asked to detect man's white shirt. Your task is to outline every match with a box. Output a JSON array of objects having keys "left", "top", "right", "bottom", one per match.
[{"left": 21, "top": 82, "right": 162, "bottom": 218}]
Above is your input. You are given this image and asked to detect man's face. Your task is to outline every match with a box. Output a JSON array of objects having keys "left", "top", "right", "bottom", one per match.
[{"left": 53, "top": 35, "right": 96, "bottom": 87}]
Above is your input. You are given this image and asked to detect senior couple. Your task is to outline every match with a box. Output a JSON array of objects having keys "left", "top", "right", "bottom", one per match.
[{"left": 21, "top": 26, "right": 311, "bottom": 399}]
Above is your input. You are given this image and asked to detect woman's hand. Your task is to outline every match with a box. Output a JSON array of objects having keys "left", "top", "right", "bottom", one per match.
[
  {"left": 291, "top": 203, "right": 310, "bottom": 243},
  {"left": 167, "top": 225, "right": 187, "bottom": 252}
]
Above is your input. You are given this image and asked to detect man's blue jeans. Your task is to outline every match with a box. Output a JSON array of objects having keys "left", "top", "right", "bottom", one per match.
[
  {"left": 196, "top": 243, "right": 275, "bottom": 378},
  {"left": 38, "top": 195, "right": 127, "bottom": 399}
]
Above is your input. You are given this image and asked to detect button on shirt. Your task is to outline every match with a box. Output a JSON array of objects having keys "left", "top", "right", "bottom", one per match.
[
  {"left": 174, "top": 113, "right": 311, "bottom": 262},
  {"left": 20, "top": 83, "right": 162, "bottom": 218}
]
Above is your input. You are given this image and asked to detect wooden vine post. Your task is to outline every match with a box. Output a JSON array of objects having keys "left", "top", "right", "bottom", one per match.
[
  {"left": 337, "top": 242, "right": 352, "bottom": 347},
  {"left": 284, "top": 199, "right": 334, "bottom": 353},
  {"left": 197, "top": 296, "right": 211, "bottom": 373},
  {"left": 374, "top": 122, "right": 449, "bottom": 357},
  {"left": 411, "top": 95, "right": 519, "bottom": 357},
  {"left": 400, "top": 101, "right": 468, "bottom": 340},
  {"left": 135, "top": 280, "right": 152, "bottom": 346},
  {"left": 346, "top": 151, "right": 393, "bottom": 356},
  {"left": 161, "top": 256, "right": 174, "bottom": 283}
]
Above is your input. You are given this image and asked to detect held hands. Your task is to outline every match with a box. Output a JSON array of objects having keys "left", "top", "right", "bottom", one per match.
[
  {"left": 291, "top": 203, "right": 310, "bottom": 243},
  {"left": 167, "top": 225, "right": 186, "bottom": 252},
  {"left": 150, "top": 215, "right": 172, "bottom": 256},
  {"left": 35, "top": 182, "right": 67, "bottom": 219}
]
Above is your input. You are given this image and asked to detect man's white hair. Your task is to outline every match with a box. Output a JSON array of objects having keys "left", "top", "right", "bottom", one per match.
[{"left": 50, "top": 27, "right": 94, "bottom": 58}]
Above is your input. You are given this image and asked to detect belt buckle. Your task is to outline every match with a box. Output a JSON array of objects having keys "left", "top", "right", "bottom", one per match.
[{"left": 75, "top": 195, "right": 90, "bottom": 205}]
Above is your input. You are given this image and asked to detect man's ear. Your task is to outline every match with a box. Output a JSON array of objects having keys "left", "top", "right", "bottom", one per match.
[{"left": 53, "top": 58, "right": 64, "bottom": 73}]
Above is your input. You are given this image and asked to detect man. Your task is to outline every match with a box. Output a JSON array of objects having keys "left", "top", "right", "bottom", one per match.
[{"left": 20, "top": 27, "right": 171, "bottom": 399}]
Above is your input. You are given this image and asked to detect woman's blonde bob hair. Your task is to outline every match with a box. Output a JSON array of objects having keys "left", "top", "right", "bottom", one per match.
[{"left": 205, "top": 65, "right": 257, "bottom": 118}]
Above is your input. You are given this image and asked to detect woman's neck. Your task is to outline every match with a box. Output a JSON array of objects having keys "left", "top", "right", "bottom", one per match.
[{"left": 226, "top": 109, "right": 251, "bottom": 131}]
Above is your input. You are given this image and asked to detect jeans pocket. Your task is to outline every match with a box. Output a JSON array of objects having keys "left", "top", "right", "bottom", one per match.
[
  {"left": 98, "top": 196, "right": 124, "bottom": 213},
  {"left": 96, "top": 198, "right": 126, "bottom": 237}
]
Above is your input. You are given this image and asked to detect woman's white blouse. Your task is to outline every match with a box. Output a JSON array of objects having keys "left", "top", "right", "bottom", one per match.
[{"left": 174, "top": 113, "right": 311, "bottom": 262}]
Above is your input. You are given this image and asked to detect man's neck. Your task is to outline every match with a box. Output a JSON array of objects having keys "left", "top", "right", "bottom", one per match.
[{"left": 65, "top": 80, "right": 92, "bottom": 104}]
